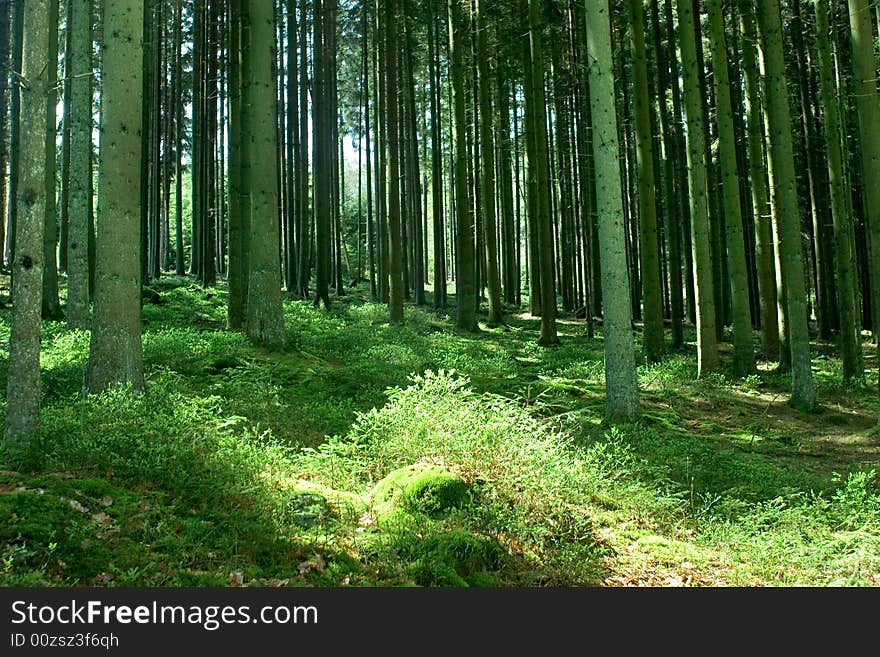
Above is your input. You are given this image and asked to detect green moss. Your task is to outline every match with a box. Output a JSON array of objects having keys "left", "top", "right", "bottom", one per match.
[
  {"left": 370, "top": 464, "right": 471, "bottom": 517},
  {"left": 285, "top": 480, "right": 366, "bottom": 526},
  {"left": 406, "top": 530, "right": 505, "bottom": 587}
]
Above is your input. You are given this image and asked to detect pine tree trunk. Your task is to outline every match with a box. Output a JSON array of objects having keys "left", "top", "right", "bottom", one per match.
[
  {"left": 244, "top": 0, "right": 286, "bottom": 347},
  {"left": 630, "top": 0, "right": 664, "bottom": 363},
  {"left": 847, "top": 0, "right": 880, "bottom": 347},
  {"left": 41, "top": 0, "right": 61, "bottom": 321},
  {"left": 0, "top": 0, "right": 9, "bottom": 269},
  {"left": 585, "top": 0, "right": 640, "bottom": 421},
  {"left": 86, "top": 0, "right": 146, "bottom": 393},
  {"left": 528, "top": 0, "right": 558, "bottom": 346},
  {"left": 66, "top": 0, "right": 92, "bottom": 330},
  {"left": 739, "top": 0, "right": 779, "bottom": 361},
  {"left": 756, "top": 0, "right": 816, "bottom": 410},
  {"left": 815, "top": 0, "right": 863, "bottom": 383},
  {"left": 428, "top": 4, "right": 446, "bottom": 308},
  {"left": 707, "top": 0, "right": 755, "bottom": 376},
  {"left": 4, "top": 0, "right": 50, "bottom": 444},
  {"left": 449, "top": 0, "right": 477, "bottom": 331},
  {"left": 476, "top": 0, "right": 502, "bottom": 327},
  {"left": 677, "top": 0, "right": 720, "bottom": 374}
]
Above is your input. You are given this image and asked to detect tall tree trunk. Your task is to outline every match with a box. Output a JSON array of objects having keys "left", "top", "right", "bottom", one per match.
[
  {"left": 651, "top": 0, "right": 683, "bottom": 349},
  {"left": 476, "top": 0, "right": 503, "bottom": 327},
  {"left": 4, "top": 0, "right": 22, "bottom": 269},
  {"left": 739, "top": 0, "right": 779, "bottom": 361},
  {"left": 41, "top": 0, "right": 61, "bottom": 320},
  {"left": 384, "top": 0, "right": 404, "bottom": 323},
  {"left": 0, "top": 0, "right": 9, "bottom": 269},
  {"left": 815, "top": 0, "right": 863, "bottom": 383},
  {"left": 86, "top": 0, "right": 146, "bottom": 393},
  {"left": 847, "top": 0, "right": 880, "bottom": 346},
  {"left": 428, "top": 3, "right": 446, "bottom": 309},
  {"left": 245, "top": 0, "right": 286, "bottom": 347},
  {"left": 227, "top": 0, "right": 247, "bottom": 328},
  {"left": 677, "top": 0, "right": 720, "bottom": 374},
  {"left": 585, "top": 0, "right": 640, "bottom": 421},
  {"left": 756, "top": 0, "right": 816, "bottom": 410},
  {"left": 449, "top": 0, "right": 477, "bottom": 331},
  {"left": 66, "top": 0, "right": 92, "bottom": 330},
  {"left": 173, "top": 0, "right": 184, "bottom": 276},
  {"left": 4, "top": 0, "right": 49, "bottom": 445},
  {"left": 707, "top": 0, "right": 755, "bottom": 376},
  {"left": 528, "top": 0, "right": 558, "bottom": 346},
  {"left": 630, "top": 0, "right": 664, "bottom": 363}
]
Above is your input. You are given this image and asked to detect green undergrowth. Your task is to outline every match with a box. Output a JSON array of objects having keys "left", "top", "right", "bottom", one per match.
[{"left": 1, "top": 277, "right": 878, "bottom": 587}]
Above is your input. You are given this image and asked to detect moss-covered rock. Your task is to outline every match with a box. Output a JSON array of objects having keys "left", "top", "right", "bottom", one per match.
[
  {"left": 406, "top": 530, "right": 505, "bottom": 587},
  {"left": 285, "top": 480, "right": 366, "bottom": 527},
  {"left": 370, "top": 464, "right": 471, "bottom": 518}
]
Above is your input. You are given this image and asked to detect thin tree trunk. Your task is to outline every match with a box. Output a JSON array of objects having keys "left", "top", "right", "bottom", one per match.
[
  {"left": 707, "top": 0, "right": 755, "bottom": 376},
  {"left": 677, "top": 0, "right": 720, "bottom": 374},
  {"left": 756, "top": 0, "right": 816, "bottom": 410}
]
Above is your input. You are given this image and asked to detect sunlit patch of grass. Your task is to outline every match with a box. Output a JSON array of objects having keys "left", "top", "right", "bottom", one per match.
[{"left": 1, "top": 276, "right": 878, "bottom": 586}]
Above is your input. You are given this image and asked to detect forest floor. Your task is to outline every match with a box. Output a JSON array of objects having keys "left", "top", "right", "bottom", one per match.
[{"left": 1, "top": 275, "right": 879, "bottom": 587}]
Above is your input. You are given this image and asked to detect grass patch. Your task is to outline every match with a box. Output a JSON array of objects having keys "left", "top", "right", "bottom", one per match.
[{"left": 1, "top": 276, "right": 878, "bottom": 586}]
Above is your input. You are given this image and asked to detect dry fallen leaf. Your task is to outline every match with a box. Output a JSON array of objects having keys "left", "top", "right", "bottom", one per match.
[
  {"left": 229, "top": 571, "right": 244, "bottom": 587},
  {"left": 100, "top": 496, "right": 114, "bottom": 507},
  {"left": 68, "top": 499, "right": 90, "bottom": 514},
  {"left": 91, "top": 512, "right": 115, "bottom": 528},
  {"left": 297, "top": 554, "right": 326, "bottom": 575}
]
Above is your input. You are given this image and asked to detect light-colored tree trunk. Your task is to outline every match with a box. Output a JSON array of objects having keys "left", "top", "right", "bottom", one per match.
[
  {"left": 585, "top": 0, "right": 640, "bottom": 422},
  {"left": 86, "top": 0, "right": 146, "bottom": 393},
  {"left": 5, "top": 0, "right": 49, "bottom": 445}
]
